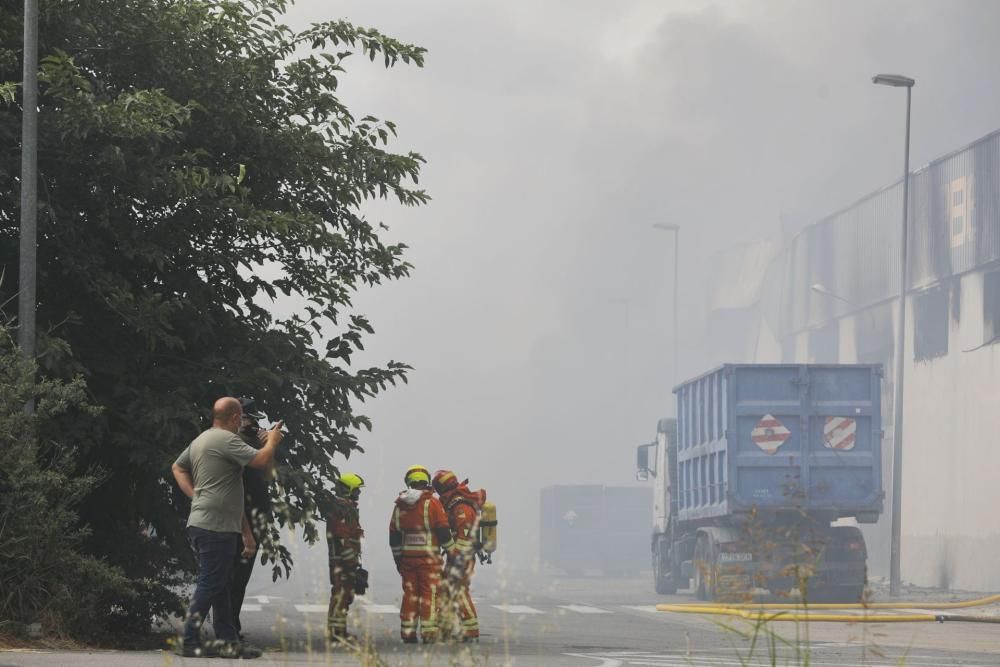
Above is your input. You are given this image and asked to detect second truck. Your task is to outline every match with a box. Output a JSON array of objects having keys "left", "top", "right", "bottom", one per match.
[{"left": 636, "top": 363, "right": 884, "bottom": 602}]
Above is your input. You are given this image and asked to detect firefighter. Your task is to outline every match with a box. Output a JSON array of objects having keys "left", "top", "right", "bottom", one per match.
[
  {"left": 389, "top": 465, "right": 454, "bottom": 644},
  {"left": 432, "top": 470, "right": 486, "bottom": 643},
  {"left": 326, "top": 472, "right": 365, "bottom": 643}
]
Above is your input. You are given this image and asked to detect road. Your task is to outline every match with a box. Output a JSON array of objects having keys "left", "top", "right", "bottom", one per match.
[{"left": 4, "top": 566, "right": 1000, "bottom": 666}]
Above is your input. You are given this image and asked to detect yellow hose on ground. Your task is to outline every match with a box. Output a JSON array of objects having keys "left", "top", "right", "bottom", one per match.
[
  {"left": 669, "top": 592, "right": 1000, "bottom": 611},
  {"left": 656, "top": 593, "right": 1000, "bottom": 623}
]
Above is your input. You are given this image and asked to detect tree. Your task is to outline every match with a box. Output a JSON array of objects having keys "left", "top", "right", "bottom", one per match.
[{"left": 0, "top": 0, "right": 427, "bottom": 634}]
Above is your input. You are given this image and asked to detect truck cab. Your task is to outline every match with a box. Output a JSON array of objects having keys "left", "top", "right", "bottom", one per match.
[{"left": 636, "top": 418, "right": 686, "bottom": 594}]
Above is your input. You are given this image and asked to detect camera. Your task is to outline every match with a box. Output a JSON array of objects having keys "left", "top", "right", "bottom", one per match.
[{"left": 240, "top": 421, "right": 261, "bottom": 438}]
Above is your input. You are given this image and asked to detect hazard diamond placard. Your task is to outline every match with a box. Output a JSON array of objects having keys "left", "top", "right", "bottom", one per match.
[
  {"left": 823, "top": 416, "right": 857, "bottom": 451},
  {"left": 751, "top": 414, "right": 791, "bottom": 455}
]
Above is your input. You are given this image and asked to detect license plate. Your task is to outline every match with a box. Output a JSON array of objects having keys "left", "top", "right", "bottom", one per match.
[{"left": 719, "top": 552, "right": 753, "bottom": 562}]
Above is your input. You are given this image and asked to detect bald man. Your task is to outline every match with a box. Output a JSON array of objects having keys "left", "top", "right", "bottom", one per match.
[{"left": 172, "top": 397, "right": 283, "bottom": 659}]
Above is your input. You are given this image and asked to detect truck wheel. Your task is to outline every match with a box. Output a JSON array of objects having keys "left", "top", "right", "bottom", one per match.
[
  {"left": 653, "top": 539, "right": 677, "bottom": 595},
  {"left": 805, "top": 527, "right": 867, "bottom": 602},
  {"left": 693, "top": 534, "right": 716, "bottom": 601}
]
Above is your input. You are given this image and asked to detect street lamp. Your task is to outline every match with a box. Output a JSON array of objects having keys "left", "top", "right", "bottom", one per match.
[
  {"left": 810, "top": 283, "right": 851, "bottom": 305},
  {"left": 19, "top": 0, "right": 39, "bottom": 366},
  {"left": 873, "top": 72, "right": 915, "bottom": 597},
  {"left": 652, "top": 224, "right": 680, "bottom": 387},
  {"left": 812, "top": 282, "right": 876, "bottom": 331}
]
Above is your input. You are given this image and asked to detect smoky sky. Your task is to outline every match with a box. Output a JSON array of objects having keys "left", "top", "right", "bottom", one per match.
[{"left": 268, "top": 1, "right": 1000, "bottom": 572}]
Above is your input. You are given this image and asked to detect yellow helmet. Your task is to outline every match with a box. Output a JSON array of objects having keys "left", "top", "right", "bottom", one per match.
[
  {"left": 336, "top": 472, "right": 365, "bottom": 497},
  {"left": 404, "top": 465, "right": 431, "bottom": 487}
]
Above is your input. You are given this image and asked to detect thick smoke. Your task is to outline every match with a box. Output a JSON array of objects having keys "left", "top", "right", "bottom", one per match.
[{"left": 270, "top": 1, "right": 1000, "bottom": 576}]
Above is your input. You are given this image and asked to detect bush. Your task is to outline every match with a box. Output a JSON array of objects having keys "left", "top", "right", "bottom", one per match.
[{"left": 0, "top": 328, "right": 133, "bottom": 640}]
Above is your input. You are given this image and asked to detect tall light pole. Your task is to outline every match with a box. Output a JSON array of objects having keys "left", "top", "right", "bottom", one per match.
[
  {"left": 873, "top": 72, "right": 915, "bottom": 597},
  {"left": 608, "top": 297, "right": 630, "bottom": 426},
  {"left": 811, "top": 283, "right": 851, "bottom": 306},
  {"left": 811, "top": 282, "right": 875, "bottom": 330},
  {"left": 19, "top": 0, "right": 39, "bottom": 364},
  {"left": 652, "top": 224, "right": 680, "bottom": 387}
]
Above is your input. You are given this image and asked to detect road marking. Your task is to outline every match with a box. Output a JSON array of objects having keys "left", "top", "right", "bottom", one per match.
[
  {"left": 239, "top": 603, "right": 262, "bottom": 612},
  {"left": 291, "top": 600, "right": 398, "bottom": 614},
  {"left": 621, "top": 605, "right": 660, "bottom": 613},
  {"left": 565, "top": 653, "right": 749, "bottom": 666},
  {"left": 563, "top": 654, "right": 623, "bottom": 667},
  {"left": 558, "top": 604, "right": 611, "bottom": 614},
  {"left": 492, "top": 604, "right": 543, "bottom": 614},
  {"left": 566, "top": 651, "right": 997, "bottom": 667}
]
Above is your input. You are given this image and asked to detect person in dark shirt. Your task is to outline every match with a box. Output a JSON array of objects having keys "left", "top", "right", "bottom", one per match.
[{"left": 230, "top": 397, "right": 275, "bottom": 638}]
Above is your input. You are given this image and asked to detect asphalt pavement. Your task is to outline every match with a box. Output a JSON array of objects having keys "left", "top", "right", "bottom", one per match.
[{"left": 4, "top": 565, "right": 1000, "bottom": 666}]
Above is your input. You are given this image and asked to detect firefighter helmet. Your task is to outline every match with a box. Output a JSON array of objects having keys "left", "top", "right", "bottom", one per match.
[
  {"left": 335, "top": 472, "right": 365, "bottom": 497},
  {"left": 404, "top": 465, "right": 431, "bottom": 487},
  {"left": 432, "top": 469, "right": 459, "bottom": 495}
]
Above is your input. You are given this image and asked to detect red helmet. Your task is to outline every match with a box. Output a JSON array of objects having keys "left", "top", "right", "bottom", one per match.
[{"left": 432, "top": 469, "right": 459, "bottom": 495}]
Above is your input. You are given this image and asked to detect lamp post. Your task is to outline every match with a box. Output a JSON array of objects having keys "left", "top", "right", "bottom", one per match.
[
  {"left": 811, "top": 282, "right": 876, "bottom": 332},
  {"left": 810, "top": 283, "right": 851, "bottom": 305},
  {"left": 19, "top": 0, "right": 39, "bottom": 366},
  {"left": 608, "top": 297, "right": 630, "bottom": 442},
  {"left": 652, "top": 224, "right": 680, "bottom": 387},
  {"left": 873, "top": 72, "right": 915, "bottom": 597}
]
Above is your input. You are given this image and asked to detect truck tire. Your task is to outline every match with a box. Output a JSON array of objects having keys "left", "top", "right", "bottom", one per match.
[
  {"left": 653, "top": 538, "right": 677, "bottom": 595},
  {"left": 693, "top": 533, "right": 716, "bottom": 601},
  {"left": 809, "top": 527, "right": 868, "bottom": 602}
]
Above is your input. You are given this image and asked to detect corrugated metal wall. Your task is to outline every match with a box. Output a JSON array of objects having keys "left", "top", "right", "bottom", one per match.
[{"left": 762, "top": 129, "right": 1000, "bottom": 338}]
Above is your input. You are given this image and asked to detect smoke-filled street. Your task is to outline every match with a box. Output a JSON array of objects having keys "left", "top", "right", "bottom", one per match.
[
  {"left": 10, "top": 569, "right": 1000, "bottom": 665},
  {"left": 5, "top": 1, "right": 1000, "bottom": 666}
]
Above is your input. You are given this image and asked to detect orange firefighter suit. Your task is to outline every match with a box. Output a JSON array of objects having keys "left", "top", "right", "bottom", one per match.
[
  {"left": 440, "top": 483, "right": 486, "bottom": 640},
  {"left": 326, "top": 495, "right": 363, "bottom": 639},
  {"left": 389, "top": 488, "right": 454, "bottom": 642}
]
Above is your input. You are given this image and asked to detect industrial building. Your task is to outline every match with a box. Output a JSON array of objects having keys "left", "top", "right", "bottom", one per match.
[{"left": 710, "top": 129, "right": 1000, "bottom": 591}]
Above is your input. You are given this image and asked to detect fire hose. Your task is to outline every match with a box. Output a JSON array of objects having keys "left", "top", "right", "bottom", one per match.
[{"left": 656, "top": 592, "right": 1000, "bottom": 623}]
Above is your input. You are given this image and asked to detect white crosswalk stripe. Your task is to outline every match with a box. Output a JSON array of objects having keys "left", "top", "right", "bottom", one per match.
[
  {"left": 492, "top": 604, "right": 544, "bottom": 614},
  {"left": 294, "top": 601, "right": 399, "bottom": 614},
  {"left": 621, "top": 605, "right": 660, "bottom": 613},
  {"left": 559, "top": 604, "right": 611, "bottom": 614},
  {"left": 239, "top": 603, "right": 262, "bottom": 612}
]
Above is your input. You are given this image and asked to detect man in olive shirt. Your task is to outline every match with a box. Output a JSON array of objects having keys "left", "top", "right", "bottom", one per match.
[{"left": 172, "top": 396, "right": 284, "bottom": 658}]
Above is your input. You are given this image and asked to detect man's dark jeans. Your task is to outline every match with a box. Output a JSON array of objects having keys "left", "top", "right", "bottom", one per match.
[
  {"left": 230, "top": 533, "right": 258, "bottom": 635},
  {"left": 183, "top": 526, "right": 240, "bottom": 648}
]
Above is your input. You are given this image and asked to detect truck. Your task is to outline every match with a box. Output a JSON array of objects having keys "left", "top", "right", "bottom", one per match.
[
  {"left": 635, "top": 364, "right": 883, "bottom": 601},
  {"left": 540, "top": 485, "right": 652, "bottom": 576}
]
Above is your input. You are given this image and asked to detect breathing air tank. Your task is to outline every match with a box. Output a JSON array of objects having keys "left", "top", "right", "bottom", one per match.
[{"left": 479, "top": 501, "right": 497, "bottom": 559}]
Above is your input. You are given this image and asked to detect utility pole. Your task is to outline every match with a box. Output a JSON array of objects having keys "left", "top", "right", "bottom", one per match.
[
  {"left": 19, "top": 0, "right": 39, "bottom": 370},
  {"left": 608, "top": 296, "right": 630, "bottom": 436},
  {"left": 652, "top": 224, "right": 680, "bottom": 387},
  {"left": 873, "top": 73, "right": 915, "bottom": 597}
]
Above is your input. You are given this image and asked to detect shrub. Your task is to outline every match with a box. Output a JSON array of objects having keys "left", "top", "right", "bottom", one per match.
[{"left": 0, "top": 327, "right": 133, "bottom": 640}]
